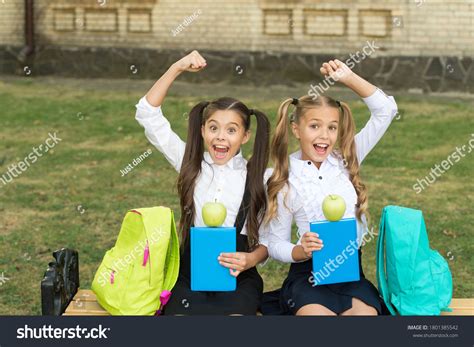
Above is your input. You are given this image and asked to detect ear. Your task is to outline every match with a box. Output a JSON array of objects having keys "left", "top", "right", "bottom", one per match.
[
  {"left": 201, "top": 124, "right": 205, "bottom": 138},
  {"left": 291, "top": 122, "right": 300, "bottom": 140},
  {"left": 241, "top": 130, "right": 251, "bottom": 145}
]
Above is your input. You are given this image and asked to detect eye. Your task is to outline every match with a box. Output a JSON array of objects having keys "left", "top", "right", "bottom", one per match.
[
  {"left": 209, "top": 125, "right": 217, "bottom": 131},
  {"left": 310, "top": 124, "right": 319, "bottom": 129},
  {"left": 329, "top": 126, "right": 338, "bottom": 131},
  {"left": 227, "top": 127, "right": 237, "bottom": 134}
]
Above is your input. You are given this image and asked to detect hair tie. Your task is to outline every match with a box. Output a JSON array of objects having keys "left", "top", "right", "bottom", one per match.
[
  {"left": 248, "top": 108, "right": 254, "bottom": 115},
  {"left": 291, "top": 98, "right": 299, "bottom": 106}
]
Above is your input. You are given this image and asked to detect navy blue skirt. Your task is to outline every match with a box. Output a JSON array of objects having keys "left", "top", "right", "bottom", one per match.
[
  {"left": 164, "top": 234, "right": 263, "bottom": 315},
  {"left": 276, "top": 250, "right": 383, "bottom": 315},
  {"left": 164, "top": 268, "right": 263, "bottom": 315}
]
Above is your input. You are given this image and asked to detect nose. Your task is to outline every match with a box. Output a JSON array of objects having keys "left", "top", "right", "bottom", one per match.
[
  {"left": 216, "top": 128, "right": 227, "bottom": 140},
  {"left": 319, "top": 127, "right": 329, "bottom": 140}
]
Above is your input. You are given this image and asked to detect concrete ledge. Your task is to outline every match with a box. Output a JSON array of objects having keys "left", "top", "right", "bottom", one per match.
[{"left": 1, "top": 46, "right": 473, "bottom": 94}]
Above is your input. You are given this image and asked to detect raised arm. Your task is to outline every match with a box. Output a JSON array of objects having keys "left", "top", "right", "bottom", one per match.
[
  {"left": 135, "top": 51, "right": 207, "bottom": 171},
  {"left": 145, "top": 50, "right": 207, "bottom": 107},
  {"left": 320, "top": 59, "right": 398, "bottom": 163},
  {"left": 320, "top": 59, "right": 376, "bottom": 98}
]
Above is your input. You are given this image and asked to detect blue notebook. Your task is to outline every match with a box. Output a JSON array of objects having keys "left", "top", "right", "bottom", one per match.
[
  {"left": 190, "top": 227, "right": 237, "bottom": 291},
  {"left": 310, "top": 218, "right": 360, "bottom": 285}
]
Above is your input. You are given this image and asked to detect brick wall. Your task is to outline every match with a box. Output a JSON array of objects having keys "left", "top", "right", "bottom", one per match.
[
  {"left": 0, "top": 0, "right": 472, "bottom": 93},
  {"left": 0, "top": 0, "right": 24, "bottom": 46},
  {"left": 1, "top": 0, "right": 472, "bottom": 56}
]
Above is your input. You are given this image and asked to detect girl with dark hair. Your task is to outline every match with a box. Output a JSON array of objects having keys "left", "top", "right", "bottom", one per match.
[
  {"left": 264, "top": 59, "right": 398, "bottom": 316},
  {"left": 135, "top": 51, "right": 271, "bottom": 315}
]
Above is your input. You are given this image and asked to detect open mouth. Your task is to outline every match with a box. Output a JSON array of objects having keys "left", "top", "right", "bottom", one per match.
[
  {"left": 212, "top": 145, "right": 230, "bottom": 160},
  {"left": 313, "top": 143, "right": 329, "bottom": 155}
]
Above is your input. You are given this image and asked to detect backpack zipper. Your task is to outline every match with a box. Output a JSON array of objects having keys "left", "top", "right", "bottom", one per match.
[{"left": 142, "top": 240, "right": 149, "bottom": 267}]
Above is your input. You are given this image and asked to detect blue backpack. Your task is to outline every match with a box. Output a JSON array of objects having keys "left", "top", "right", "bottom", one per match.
[{"left": 376, "top": 205, "right": 452, "bottom": 315}]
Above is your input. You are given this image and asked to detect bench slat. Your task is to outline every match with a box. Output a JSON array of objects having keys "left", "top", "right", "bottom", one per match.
[
  {"left": 63, "top": 290, "right": 474, "bottom": 316},
  {"left": 64, "top": 290, "right": 110, "bottom": 316},
  {"left": 441, "top": 298, "right": 474, "bottom": 316}
]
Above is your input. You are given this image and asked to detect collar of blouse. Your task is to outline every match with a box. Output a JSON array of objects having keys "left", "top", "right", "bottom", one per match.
[
  {"left": 289, "top": 149, "right": 342, "bottom": 176},
  {"left": 203, "top": 149, "right": 247, "bottom": 171}
]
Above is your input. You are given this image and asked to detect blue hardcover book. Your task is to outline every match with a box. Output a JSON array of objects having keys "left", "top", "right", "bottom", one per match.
[
  {"left": 310, "top": 218, "right": 360, "bottom": 285},
  {"left": 190, "top": 227, "right": 237, "bottom": 291}
]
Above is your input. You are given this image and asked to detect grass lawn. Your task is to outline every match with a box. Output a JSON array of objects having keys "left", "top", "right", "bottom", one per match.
[{"left": 0, "top": 76, "right": 472, "bottom": 315}]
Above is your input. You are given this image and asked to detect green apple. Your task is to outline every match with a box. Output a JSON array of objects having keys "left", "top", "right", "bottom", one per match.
[
  {"left": 322, "top": 194, "right": 346, "bottom": 221},
  {"left": 202, "top": 201, "right": 227, "bottom": 227}
]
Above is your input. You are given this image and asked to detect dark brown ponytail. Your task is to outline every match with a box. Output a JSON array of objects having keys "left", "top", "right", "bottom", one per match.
[
  {"left": 177, "top": 101, "right": 209, "bottom": 249},
  {"left": 246, "top": 109, "right": 270, "bottom": 249}
]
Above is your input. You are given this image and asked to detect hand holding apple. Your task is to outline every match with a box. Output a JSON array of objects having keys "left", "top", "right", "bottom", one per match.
[
  {"left": 322, "top": 194, "right": 346, "bottom": 221},
  {"left": 202, "top": 200, "right": 227, "bottom": 227}
]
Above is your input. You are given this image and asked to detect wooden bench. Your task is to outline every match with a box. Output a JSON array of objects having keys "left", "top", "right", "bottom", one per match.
[
  {"left": 41, "top": 248, "right": 474, "bottom": 316},
  {"left": 439, "top": 298, "right": 474, "bottom": 316},
  {"left": 63, "top": 289, "right": 110, "bottom": 316},
  {"left": 63, "top": 289, "right": 474, "bottom": 316}
]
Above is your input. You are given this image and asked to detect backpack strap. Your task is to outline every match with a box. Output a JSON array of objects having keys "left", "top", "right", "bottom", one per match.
[
  {"left": 139, "top": 207, "right": 179, "bottom": 289},
  {"left": 162, "top": 209, "right": 180, "bottom": 291},
  {"left": 156, "top": 209, "right": 179, "bottom": 313},
  {"left": 376, "top": 207, "right": 397, "bottom": 315},
  {"left": 234, "top": 172, "right": 251, "bottom": 234}
]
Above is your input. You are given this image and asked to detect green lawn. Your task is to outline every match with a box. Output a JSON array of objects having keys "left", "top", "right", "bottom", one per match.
[{"left": 0, "top": 77, "right": 472, "bottom": 315}]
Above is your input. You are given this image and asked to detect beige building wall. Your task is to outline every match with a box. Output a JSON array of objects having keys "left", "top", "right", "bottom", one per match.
[
  {"left": 1, "top": 0, "right": 473, "bottom": 57},
  {"left": 0, "top": 0, "right": 24, "bottom": 46}
]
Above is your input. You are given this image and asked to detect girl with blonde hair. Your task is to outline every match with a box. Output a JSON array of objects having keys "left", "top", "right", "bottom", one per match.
[{"left": 264, "top": 59, "right": 398, "bottom": 316}]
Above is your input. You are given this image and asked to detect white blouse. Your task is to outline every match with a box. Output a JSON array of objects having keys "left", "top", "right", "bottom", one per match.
[
  {"left": 265, "top": 88, "right": 398, "bottom": 263},
  {"left": 135, "top": 96, "right": 272, "bottom": 245}
]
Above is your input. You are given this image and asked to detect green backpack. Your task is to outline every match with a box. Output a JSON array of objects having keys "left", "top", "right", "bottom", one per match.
[
  {"left": 92, "top": 207, "right": 179, "bottom": 315},
  {"left": 376, "top": 205, "right": 452, "bottom": 315}
]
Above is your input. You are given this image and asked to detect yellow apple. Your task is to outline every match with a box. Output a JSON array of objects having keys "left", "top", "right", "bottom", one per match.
[
  {"left": 322, "top": 194, "right": 346, "bottom": 221},
  {"left": 202, "top": 201, "right": 227, "bottom": 227}
]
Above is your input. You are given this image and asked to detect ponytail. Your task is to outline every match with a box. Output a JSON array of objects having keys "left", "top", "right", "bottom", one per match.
[
  {"left": 177, "top": 101, "right": 208, "bottom": 250},
  {"left": 265, "top": 98, "right": 293, "bottom": 223},
  {"left": 246, "top": 109, "right": 270, "bottom": 249},
  {"left": 337, "top": 101, "right": 369, "bottom": 223}
]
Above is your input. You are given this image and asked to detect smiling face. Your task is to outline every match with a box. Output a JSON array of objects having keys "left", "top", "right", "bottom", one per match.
[
  {"left": 201, "top": 109, "right": 250, "bottom": 165},
  {"left": 291, "top": 105, "right": 340, "bottom": 167}
]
